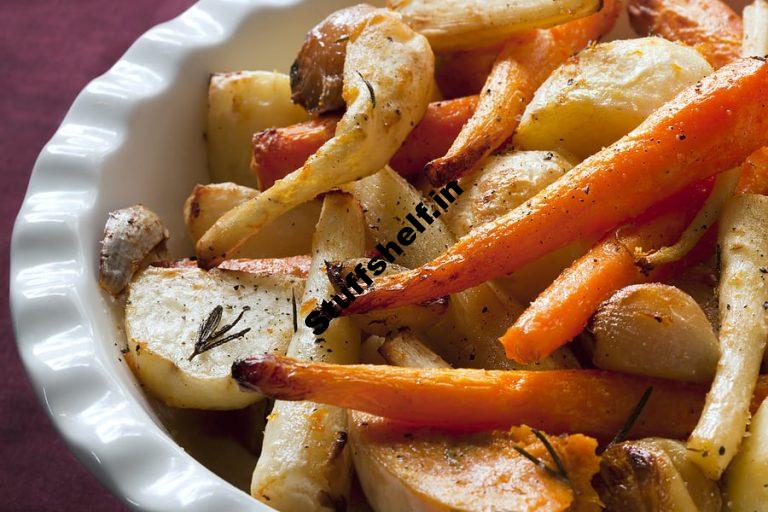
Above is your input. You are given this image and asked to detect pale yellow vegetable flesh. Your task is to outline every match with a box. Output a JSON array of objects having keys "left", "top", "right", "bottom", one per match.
[
  {"left": 515, "top": 37, "right": 713, "bottom": 160},
  {"left": 388, "top": 0, "right": 602, "bottom": 51},
  {"left": 725, "top": 398, "right": 768, "bottom": 511},
  {"left": 197, "top": 10, "right": 434, "bottom": 267},
  {"left": 591, "top": 284, "right": 720, "bottom": 384},
  {"left": 378, "top": 330, "right": 451, "bottom": 369},
  {"left": 688, "top": 195, "right": 768, "bottom": 479},
  {"left": 207, "top": 71, "right": 309, "bottom": 188},
  {"left": 743, "top": 0, "right": 768, "bottom": 59},
  {"left": 251, "top": 193, "right": 365, "bottom": 510}
]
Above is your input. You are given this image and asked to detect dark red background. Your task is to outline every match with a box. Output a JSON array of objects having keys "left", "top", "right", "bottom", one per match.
[{"left": 1, "top": 2, "right": 194, "bottom": 510}]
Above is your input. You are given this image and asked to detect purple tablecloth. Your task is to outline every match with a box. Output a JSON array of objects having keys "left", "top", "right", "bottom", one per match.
[{"left": 1, "top": 2, "right": 194, "bottom": 510}]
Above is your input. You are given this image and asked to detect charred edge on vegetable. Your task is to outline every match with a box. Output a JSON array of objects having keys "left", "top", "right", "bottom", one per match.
[
  {"left": 189, "top": 305, "right": 251, "bottom": 360},
  {"left": 356, "top": 71, "right": 376, "bottom": 108},
  {"left": 605, "top": 386, "right": 654, "bottom": 450}
]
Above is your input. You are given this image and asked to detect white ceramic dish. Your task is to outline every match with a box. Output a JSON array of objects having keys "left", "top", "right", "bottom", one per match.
[{"left": 9, "top": 0, "right": 749, "bottom": 510}]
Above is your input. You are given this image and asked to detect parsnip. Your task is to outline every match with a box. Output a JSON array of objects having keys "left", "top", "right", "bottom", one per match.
[
  {"left": 744, "top": 0, "right": 768, "bottom": 58},
  {"left": 207, "top": 71, "right": 309, "bottom": 188},
  {"left": 197, "top": 10, "right": 434, "bottom": 267},
  {"left": 515, "top": 38, "right": 713, "bottom": 160},
  {"left": 688, "top": 195, "right": 768, "bottom": 478},
  {"left": 724, "top": 398, "right": 768, "bottom": 511},
  {"left": 378, "top": 330, "right": 451, "bottom": 369},
  {"left": 250, "top": 193, "right": 364, "bottom": 510},
  {"left": 389, "top": 0, "right": 602, "bottom": 51},
  {"left": 184, "top": 182, "right": 320, "bottom": 258}
]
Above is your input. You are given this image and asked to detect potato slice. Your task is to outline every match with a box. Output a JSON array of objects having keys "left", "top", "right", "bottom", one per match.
[
  {"left": 207, "top": 71, "right": 309, "bottom": 188},
  {"left": 724, "top": 398, "right": 768, "bottom": 511},
  {"left": 595, "top": 439, "right": 721, "bottom": 512},
  {"left": 515, "top": 37, "right": 713, "bottom": 160},
  {"left": 389, "top": 0, "right": 602, "bottom": 51},
  {"left": 590, "top": 284, "right": 720, "bottom": 384},
  {"left": 184, "top": 182, "right": 320, "bottom": 258},
  {"left": 125, "top": 266, "right": 303, "bottom": 410}
]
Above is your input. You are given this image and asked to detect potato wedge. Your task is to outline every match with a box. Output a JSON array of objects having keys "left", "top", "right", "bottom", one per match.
[
  {"left": 724, "top": 398, "right": 768, "bottom": 511},
  {"left": 251, "top": 193, "right": 364, "bottom": 510},
  {"left": 326, "top": 258, "right": 448, "bottom": 336},
  {"left": 688, "top": 194, "right": 768, "bottom": 478},
  {"left": 595, "top": 438, "right": 721, "bottom": 512},
  {"left": 207, "top": 71, "right": 309, "bottom": 188},
  {"left": 388, "top": 0, "right": 602, "bottom": 51},
  {"left": 350, "top": 417, "right": 601, "bottom": 512},
  {"left": 124, "top": 266, "right": 303, "bottom": 409},
  {"left": 515, "top": 38, "right": 713, "bottom": 160},
  {"left": 184, "top": 182, "right": 320, "bottom": 258},
  {"left": 591, "top": 284, "right": 720, "bottom": 384},
  {"left": 197, "top": 10, "right": 434, "bottom": 267}
]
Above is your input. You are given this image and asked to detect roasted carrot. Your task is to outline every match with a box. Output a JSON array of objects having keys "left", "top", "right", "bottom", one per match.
[
  {"left": 425, "top": 0, "right": 621, "bottom": 185},
  {"left": 502, "top": 146, "right": 768, "bottom": 364},
  {"left": 344, "top": 57, "right": 768, "bottom": 315},
  {"left": 627, "top": 0, "right": 742, "bottom": 69},
  {"left": 251, "top": 96, "right": 478, "bottom": 190},
  {"left": 232, "top": 355, "right": 768, "bottom": 441}
]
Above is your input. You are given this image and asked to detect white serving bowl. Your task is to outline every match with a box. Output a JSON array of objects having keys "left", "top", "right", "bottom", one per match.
[{"left": 9, "top": 0, "right": 748, "bottom": 510}]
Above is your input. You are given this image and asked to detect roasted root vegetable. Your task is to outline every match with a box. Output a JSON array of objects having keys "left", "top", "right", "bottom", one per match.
[
  {"left": 743, "top": 0, "right": 768, "bottom": 58},
  {"left": 207, "top": 71, "right": 309, "bottom": 188},
  {"left": 350, "top": 417, "right": 601, "bottom": 512},
  {"left": 250, "top": 193, "right": 364, "bottom": 510},
  {"left": 251, "top": 95, "right": 477, "bottom": 190},
  {"left": 344, "top": 57, "right": 768, "bottom": 315},
  {"left": 515, "top": 37, "right": 713, "bottom": 160},
  {"left": 389, "top": 0, "right": 603, "bottom": 51},
  {"left": 426, "top": 0, "right": 621, "bottom": 185},
  {"left": 435, "top": 45, "right": 500, "bottom": 98},
  {"left": 197, "top": 10, "right": 434, "bottom": 267},
  {"left": 289, "top": 4, "right": 376, "bottom": 114},
  {"left": 125, "top": 266, "right": 303, "bottom": 409},
  {"left": 217, "top": 255, "right": 311, "bottom": 278},
  {"left": 595, "top": 438, "right": 722, "bottom": 512},
  {"left": 99, "top": 205, "right": 169, "bottom": 296},
  {"left": 627, "top": 0, "right": 742, "bottom": 69},
  {"left": 724, "top": 398, "right": 768, "bottom": 511},
  {"left": 184, "top": 182, "right": 320, "bottom": 258},
  {"left": 590, "top": 284, "right": 720, "bottom": 384},
  {"left": 378, "top": 329, "right": 451, "bottom": 369},
  {"left": 688, "top": 194, "right": 768, "bottom": 479},
  {"left": 232, "top": 354, "right": 768, "bottom": 440}
]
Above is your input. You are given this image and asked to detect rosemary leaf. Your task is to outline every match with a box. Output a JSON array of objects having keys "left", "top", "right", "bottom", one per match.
[
  {"left": 607, "top": 386, "right": 654, "bottom": 448},
  {"left": 356, "top": 71, "right": 375, "bottom": 108},
  {"left": 532, "top": 428, "right": 569, "bottom": 482}
]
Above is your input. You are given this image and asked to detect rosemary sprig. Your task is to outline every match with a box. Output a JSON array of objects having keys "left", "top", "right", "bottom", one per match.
[
  {"left": 606, "top": 386, "right": 653, "bottom": 449},
  {"left": 188, "top": 305, "right": 251, "bottom": 360},
  {"left": 356, "top": 71, "right": 376, "bottom": 108},
  {"left": 513, "top": 428, "right": 570, "bottom": 482},
  {"left": 291, "top": 288, "right": 298, "bottom": 333}
]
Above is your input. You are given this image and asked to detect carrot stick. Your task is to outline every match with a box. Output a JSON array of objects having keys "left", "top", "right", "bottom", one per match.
[
  {"left": 425, "top": 0, "right": 621, "bottom": 185},
  {"left": 502, "top": 146, "right": 768, "bottom": 363},
  {"left": 251, "top": 96, "right": 478, "bottom": 190},
  {"left": 232, "top": 355, "right": 768, "bottom": 441},
  {"left": 344, "top": 57, "right": 768, "bottom": 315},
  {"left": 627, "top": 0, "right": 742, "bottom": 69}
]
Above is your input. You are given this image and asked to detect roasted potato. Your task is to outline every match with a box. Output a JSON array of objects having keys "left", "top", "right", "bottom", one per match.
[
  {"left": 590, "top": 284, "right": 720, "bottom": 384},
  {"left": 389, "top": 0, "right": 602, "bottom": 51},
  {"left": 184, "top": 182, "right": 320, "bottom": 258},
  {"left": 515, "top": 37, "right": 713, "bottom": 160},
  {"left": 125, "top": 266, "right": 303, "bottom": 409},
  {"left": 207, "top": 71, "right": 309, "bottom": 188}
]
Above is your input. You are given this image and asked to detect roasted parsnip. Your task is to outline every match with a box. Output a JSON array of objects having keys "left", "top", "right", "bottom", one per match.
[
  {"left": 743, "top": 0, "right": 768, "bottom": 58},
  {"left": 688, "top": 194, "right": 768, "bottom": 478},
  {"left": 250, "top": 193, "right": 364, "bottom": 510},
  {"left": 378, "top": 329, "right": 451, "bottom": 369},
  {"left": 197, "top": 10, "right": 433, "bottom": 267},
  {"left": 724, "top": 398, "right": 768, "bottom": 511}
]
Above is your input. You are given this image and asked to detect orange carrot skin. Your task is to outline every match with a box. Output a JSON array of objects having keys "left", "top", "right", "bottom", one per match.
[
  {"left": 628, "top": 0, "right": 742, "bottom": 69},
  {"left": 232, "top": 355, "right": 768, "bottom": 441},
  {"left": 501, "top": 183, "right": 712, "bottom": 363},
  {"left": 250, "top": 96, "right": 478, "bottom": 190},
  {"left": 345, "top": 58, "right": 768, "bottom": 315}
]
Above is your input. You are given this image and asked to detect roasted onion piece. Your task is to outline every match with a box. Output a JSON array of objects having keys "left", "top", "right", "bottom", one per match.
[{"left": 290, "top": 4, "right": 376, "bottom": 114}]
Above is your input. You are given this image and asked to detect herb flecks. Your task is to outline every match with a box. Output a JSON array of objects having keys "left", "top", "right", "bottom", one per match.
[
  {"left": 513, "top": 428, "right": 570, "bottom": 483},
  {"left": 356, "top": 71, "right": 376, "bottom": 108},
  {"left": 189, "top": 305, "right": 251, "bottom": 360},
  {"left": 607, "top": 386, "right": 653, "bottom": 448},
  {"left": 291, "top": 288, "right": 298, "bottom": 333}
]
